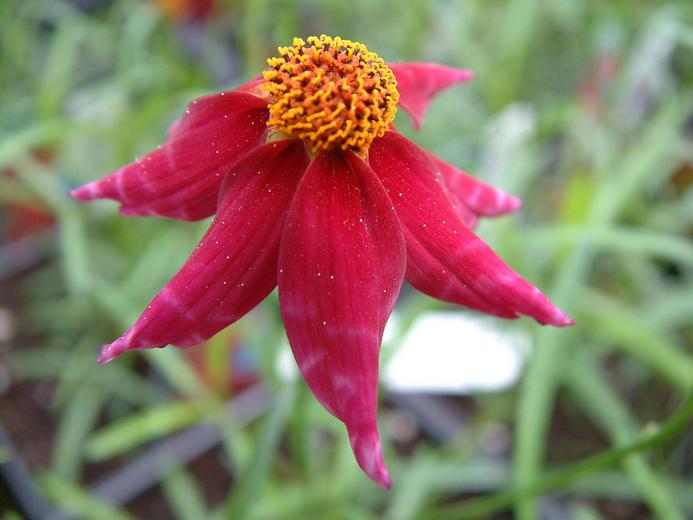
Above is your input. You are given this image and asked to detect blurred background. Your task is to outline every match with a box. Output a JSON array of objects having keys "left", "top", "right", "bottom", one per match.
[{"left": 1, "top": 0, "right": 692, "bottom": 519}]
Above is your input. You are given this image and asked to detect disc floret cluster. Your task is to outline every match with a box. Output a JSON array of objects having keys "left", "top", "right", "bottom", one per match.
[{"left": 262, "top": 35, "right": 399, "bottom": 157}]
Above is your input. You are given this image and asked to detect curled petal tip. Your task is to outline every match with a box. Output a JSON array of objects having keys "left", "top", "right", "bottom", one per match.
[
  {"left": 72, "top": 92, "right": 269, "bottom": 220},
  {"left": 428, "top": 153, "right": 523, "bottom": 218},
  {"left": 507, "top": 195, "right": 523, "bottom": 212},
  {"left": 528, "top": 288, "right": 575, "bottom": 328},
  {"left": 349, "top": 428, "right": 392, "bottom": 489},
  {"left": 96, "top": 346, "right": 117, "bottom": 364},
  {"left": 376, "top": 470, "right": 393, "bottom": 490},
  {"left": 69, "top": 183, "right": 99, "bottom": 201},
  {"left": 455, "top": 68, "right": 475, "bottom": 82},
  {"left": 539, "top": 307, "right": 575, "bottom": 327},
  {"left": 97, "top": 336, "right": 130, "bottom": 364},
  {"left": 555, "top": 313, "right": 576, "bottom": 327},
  {"left": 390, "top": 63, "right": 476, "bottom": 131}
]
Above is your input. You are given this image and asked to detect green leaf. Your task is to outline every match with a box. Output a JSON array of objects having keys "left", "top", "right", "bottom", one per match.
[
  {"left": 579, "top": 289, "right": 693, "bottom": 393},
  {"left": 434, "top": 393, "right": 693, "bottom": 519},
  {"left": 143, "top": 348, "right": 211, "bottom": 400},
  {"left": 526, "top": 225, "right": 693, "bottom": 267},
  {"left": 87, "top": 400, "right": 215, "bottom": 461},
  {"left": 53, "top": 384, "right": 106, "bottom": 480},
  {"left": 224, "top": 386, "right": 295, "bottom": 519},
  {"left": 568, "top": 352, "right": 686, "bottom": 520},
  {"left": 513, "top": 94, "right": 689, "bottom": 519},
  {"left": 39, "top": 473, "right": 135, "bottom": 520},
  {"left": 161, "top": 468, "right": 210, "bottom": 520}
]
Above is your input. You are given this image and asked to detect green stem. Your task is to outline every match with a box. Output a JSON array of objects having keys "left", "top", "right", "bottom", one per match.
[{"left": 433, "top": 394, "right": 693, "bottom": 520}]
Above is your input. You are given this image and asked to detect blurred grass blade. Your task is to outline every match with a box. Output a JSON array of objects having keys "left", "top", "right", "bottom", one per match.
[
  {"left": 37, "top": 22, "right": 82, "bottom": 118},
  {"left": 435, "top": 393, "right": 693, "bottom": 519},
  {"left": 39, "top": 473, "right": 136, "bottom": 520},
  {"left": 143, "top": 348, "right": 211, "bottom": 400},
  {"left": 161, "top": 468, "right": 210, "bottom": 520},
  {"left": 53, "top": 385, "right": 106, "bottom": 481},
  {"left": 386, "top": 456, "right": 437, "bottom": 520},
  {"left": 645, "top": 284, "right": 693, "bottom": 329},
  {"left": 12, "top": 156, "right": 91, "bottom": 294},
  {"left": 579, "top": 289, "right": 693, "bottom": 393},
  {"left": 87, "top": 400, "right": 215, "bottom": 461},
  {"left": 568, "top": 351, "right": 686, "bottom": 520},
  {"left": 59, "top": 207, "right": 91, "bottom": 295},
  {"left": 571, "top": 504, "right": 607, "bottom": 520},
  {"left": 224, "top": 386, "right": 295, "bottom": 519},
  {"left": 526, "top": 225, "right": 693, "bottom": 267},
  {"left": 513, "top": 94, "right": 688, "bottom": 519},
  {"left": 512, "top": 246, "right": 587, "bottom": 520}
]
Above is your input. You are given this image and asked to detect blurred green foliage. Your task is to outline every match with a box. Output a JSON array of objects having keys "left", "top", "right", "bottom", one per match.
[{"left": 1, "top": 0, "right": 692, "bottom": 519}]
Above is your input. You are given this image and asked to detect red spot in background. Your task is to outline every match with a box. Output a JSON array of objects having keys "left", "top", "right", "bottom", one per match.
[
  {"left": 2, "top": 149, "right": 56, "bottom": 241},
  {"left": 152, "top": 0, "right": 217, "bottom": 22}
]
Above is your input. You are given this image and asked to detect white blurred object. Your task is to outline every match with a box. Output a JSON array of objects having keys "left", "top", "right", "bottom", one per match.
[
  {"left": 480, "top": 103, "right": 536, "bottom": 184},
  {"left": 382, "top": 312, "right": 531, "bottom": 394},
  {"left": 275, "top": 311, "right": 530, "bottom": 394},
  {"left": 275, "top": 339, "right": 299, "bottom": 382}
]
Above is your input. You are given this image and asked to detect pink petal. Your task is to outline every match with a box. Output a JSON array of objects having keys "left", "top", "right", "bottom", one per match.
[
  {"left": 278, "top": 150, "right": 406, "bottom": 488},
  {"left": 369, "top": 131, "right": 573, "bottom": 326},
  {"left": 451, "top": 197, "right": 479, "bottom": 229},
  {"left": 98, "top": 140, "right": 309, "bottom": 364},
  {"left": 428, "top": 153, "right": 522, "bottom": 217},
  {"left": 71, "top": 92, "right": 269, "bottom": 221},
  {"left": 389, "top": 62, "right": 474, "bottom": 130},
  {"left": 234, "top": 76, "right": 265, "bottom": 96}
]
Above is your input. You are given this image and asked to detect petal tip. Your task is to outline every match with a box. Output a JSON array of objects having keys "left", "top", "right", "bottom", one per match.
[
  {"left": 96, "top": 345, "right": 119, "bottom": 364},
  {"left": 348, "top": 426, "right": 393, "bottom": 489},
  {"left": 455, "top": 68, "right": 475, "bottom": 82},
  {"left": 96, "top": 334, "right": 131, "bottom": 364},
  {"left": 376, "top": 469, "right": 393, "bottom": 490},
  {"left": 556, "top": 314, "right": 576, "bottom": 327},
  {"left": 69, "top": 183, "right": 99, "bottom": 201},
  {"left": 361, "top": 448, "right": 393, "bottom": 490},
  {"left": 507, "top": 195, "right": 523, "bottom": 212},
  {"left": 539, "top": 307, "right": 575, "bottom": 328},
  {"left": 410, "top": 116, "right": 423, "bottom": 131}
]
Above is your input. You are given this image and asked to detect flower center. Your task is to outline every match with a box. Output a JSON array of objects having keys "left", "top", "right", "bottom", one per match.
[{"left": 261, "top": 35, "right": 399, "bottom": 157}]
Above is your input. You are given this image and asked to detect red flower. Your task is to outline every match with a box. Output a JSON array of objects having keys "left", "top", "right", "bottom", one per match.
[{"left": 72, "top": 35, "right": 572, "bottom": 488}]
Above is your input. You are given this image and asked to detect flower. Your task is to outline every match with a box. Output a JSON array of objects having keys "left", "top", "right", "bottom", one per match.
[{"left": 71, "top": 35, "right": 573, "bottom": 488}]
